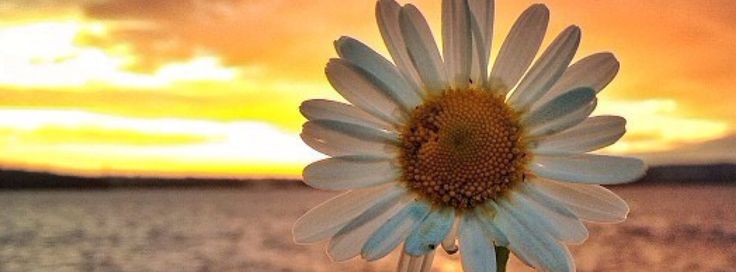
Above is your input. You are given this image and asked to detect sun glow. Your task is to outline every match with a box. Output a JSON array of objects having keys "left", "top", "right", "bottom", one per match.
[
  {"left": 596, "top": 98, "right": 730, "bottom": 154},
  {"left": 0, "top": 20, "right": 238, "bottom": 89},
  {"left": 0, "top": 109, "right": 320, "bottom": 177}
]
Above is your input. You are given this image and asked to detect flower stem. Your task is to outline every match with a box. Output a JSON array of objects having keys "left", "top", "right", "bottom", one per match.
[{"left": 495, "top": 246, "right": 510, "bottom": 272}]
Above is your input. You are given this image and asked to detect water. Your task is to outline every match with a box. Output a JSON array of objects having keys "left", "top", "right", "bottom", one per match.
[{"left": 1, "top": 185, "right": 734, "bottom": 272}]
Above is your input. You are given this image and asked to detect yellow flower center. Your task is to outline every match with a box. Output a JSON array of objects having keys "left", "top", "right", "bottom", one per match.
[{"left": 399, "top": 89, "right": 529, "bottom": 209}]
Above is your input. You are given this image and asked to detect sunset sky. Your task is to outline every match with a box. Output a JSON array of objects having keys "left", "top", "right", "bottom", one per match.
[{"left": 0, "top": 0, "right": 734, "bottom": 178}]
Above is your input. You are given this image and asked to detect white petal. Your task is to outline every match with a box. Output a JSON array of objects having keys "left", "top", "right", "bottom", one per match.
[
  {"left": 326, "top": 58, "right": 407, "bottom": 124},
  {"left": 459, "top": 213, "right": 497, "bottom": 272},
  {"left": 300, "top": 134, "right": 339, "bottom": 158},
  {"left": 442, "top": 0, "right": 472, "bottom": 89},
  {"left": 300, "top": 99, "right": 392, "bottom": 130},
  {"left": 301, "top": 120, "right": 398, "bottom": 157},
  {"left": 376, "top": 0, "right": 424, "bottom": 94},
  {"left": 398, "top": 250, "right": 420, "bottom": 272},
  {"left": 495, "top": 199, "right": 575, "bottom": 272},
  {"left": 405, "top": 208, "right": 455, "bottom": 256},
  {"left": 328, "top": 192, "right": 412, "bottom": 261},
  {"left": 303, "top": 156, "right": 400, "bottom": 190},
  {"left": 476, "top": 202, "right": 508, "bottom": 246},
  {"left": 531, "top": 154, "right": 647, "bottom": 184},
  {"left": 468, "top": 0, "right": 493, "bottom": 87},
  {"left": 531, "top": 178, "right": 630, "bottom": 223},
  {"left": 397, "top": 249, "right": 411, "bottom": 272},
  {"left": 522, "top": 87, "right": 595, "bottom": 129},
  {"left": 399, "top": 4, "right": 449, "bottom": 94},
  {"left": 489, "top": 4, "right": 548, "bottom": 95},
  {"left": 518, "top": 182, "right": 579, "bottom": 219},
  {"left": 420, "top": 251, "right": 436, "bottom": 272},
  {"left": 534, "top": 52, "right": 620, "bottom": 108},
  {"left": 362, "top": 199, "right": 431, "bottom": 261},
  {"left": 293, "top": 184, "right": 406, "bottom": 244},
  {"left": 508, "top": 26, "right": 581, "bottom": 111},
  {"left": 527, "top": 97, "right": 597, "bottom": 138},
  {"left": 532, "top": 115, "right": 626, "bottom": 155},
  {"left": 398, "top": 249, "right": 436, "bottom": 272},
  {"left": 510, "top": 187, "right": 589, "bottom": 244},
  {"left": 300, "top": 133, "right": 394, "bottom": 158},
  {"left": 336, "top": 36, "right": 423, "bottom": 109},
  {"left": 441, "top": 215, "right": 461, "bottom": 254}
]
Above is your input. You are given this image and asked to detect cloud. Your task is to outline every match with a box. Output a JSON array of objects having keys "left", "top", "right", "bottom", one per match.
[
  {"left": 632, "top": 134, "right": 736, "bottom": 165},
  {"left": 0, "top": 109, "right": 321, "bottom": 177},
  {"left": 548, "top": 0, "right": 736, "bottom": 126},
  {"left": 79, "top": 0, "right": 382, "bottom": 80},
  {"left": 0, "top": 86, "right": 323, "bottom": 131},
  {"left": 75, "top": 0, "right": 736, "bottom": 126},
  {"left": 596, "top": 98, "right": 730, "bottom": 154},
  {"left": 0, "top": 125, "right": 210, "bottom": 146}
]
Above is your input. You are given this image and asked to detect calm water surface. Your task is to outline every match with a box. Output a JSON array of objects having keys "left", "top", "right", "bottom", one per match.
[{"left": 1, "top": 185, "right": 735, "bottom": 272}]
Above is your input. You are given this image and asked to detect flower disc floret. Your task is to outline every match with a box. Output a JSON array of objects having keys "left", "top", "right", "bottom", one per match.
[{"left": 400, "top": 89, "right": 529, "bottom": 209}]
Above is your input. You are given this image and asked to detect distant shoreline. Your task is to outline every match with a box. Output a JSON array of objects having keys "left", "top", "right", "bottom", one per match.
[{"left": 1, "top": 164, "right": 734, "bottom": 190}]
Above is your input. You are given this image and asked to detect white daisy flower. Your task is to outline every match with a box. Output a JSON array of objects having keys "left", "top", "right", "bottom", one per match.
[{"left": 293, "top": 0, "right": 647, "bottom": 271}]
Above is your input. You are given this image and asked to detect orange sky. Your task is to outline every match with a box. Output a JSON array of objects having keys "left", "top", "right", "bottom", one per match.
[{"left": 0, "top": 0, "right": 734, "bottom": 178}]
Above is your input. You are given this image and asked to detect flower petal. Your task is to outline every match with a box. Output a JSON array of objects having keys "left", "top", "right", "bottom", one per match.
[
  {"left": 293, "top": 183, "right": 406, "bottom": 244},
  {"left": 440, "top": 215, "right": 461, "bottom": 255},
  {"left": 495, "top": 199, "right": 575, "bottom": 272},
  {"left": 362, "top": 199, "right": 431, "bottom": 261},
  {"left": 468, "top": 0, "right": 493, "bottom": 87},
  {"left": 442, "top": 0, "right": 472, "bottom": 89},
  {"left": 511, "top": 186, "right": 589, "bottom": 244},
  {"left": 301, "top": 120, "right": 398, "bottom": 157},
  {"left": 303, "top": 156, "right": 400, "bottom": 190},
  {"left": 477, "top": 203, "right": 509, "bottom": 246},
  {"left": 527, "top": 97, "right": 597, "bottom": 138},
  {"left": 530, "top": 178, "right": 630, "bottom": 223},
  {"left": 336, "top": 36, "right": 423, "bottom": 109},
  {"left": 326, "top": 58, "right": 407, "bottom": 124},
  {"left": 300, "top": 99, "right": 392, "bottom": 130},
  {"left": 531, "top": 154, "right": 647, "bottom": 184},
  {"left": 376, "top": 0, "right": 424, "bottom": 94},
  {"left": 534, "top": 52, "right": 620, "bottom": 108},
  {"left": 508, "top": 25, "right": 581, "bottom": 111},
  {"left": 398, "top": 248, "right": 436, "bottom": 272},
  {"left": 328, "top": 193, "right": 412, "bottom": 262},
  {"left": 522, "top": 87, "right": 595, "bottom": 129},
  {"left": 399, "top": 4, "right": 449, "bottom": 94},
  {"left": 459, "top": 213, "right": 497, "bottom": 272},
  {"left": 489, "top": 4, "right": 548, "bottom": 95},
  {"left": 405, "top": 208, "right": 455, "bottom": 256},
  {"left": 532, "top": 115, "right": 626, "bottom": 155},
  {"left": 420, "top": 253, "right": 436, "bottom": 272}
]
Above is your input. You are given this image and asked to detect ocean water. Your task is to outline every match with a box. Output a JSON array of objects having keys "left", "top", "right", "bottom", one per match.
[{"left": 1, "top": 185, "right": 734, "bottom": 272}]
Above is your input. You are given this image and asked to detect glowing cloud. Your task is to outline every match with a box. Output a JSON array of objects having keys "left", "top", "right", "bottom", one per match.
[
  {"left": 0, "top": 20, "right": 239, "bottom": 88},
  {"left": 0, "top": 109, "right": 321, "bottom": 177},
  {"left": 596, "top": 98, "right": 730, "bottom": 153}
]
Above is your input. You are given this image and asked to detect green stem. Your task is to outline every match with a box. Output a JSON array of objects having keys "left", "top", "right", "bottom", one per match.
[{"left": 495, "top": 246, "right": 510, "bottom": 272}]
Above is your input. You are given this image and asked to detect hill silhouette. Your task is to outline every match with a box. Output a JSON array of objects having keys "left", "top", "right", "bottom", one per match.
[
  {"left": 0, "top": 169, "right": 304, "bottom": 189},
  {"left": 637, "top": 163, "right": 736, "bottom": 185},
  {"left": 0, "top": 164, "right": 734, "bottom": 189}
]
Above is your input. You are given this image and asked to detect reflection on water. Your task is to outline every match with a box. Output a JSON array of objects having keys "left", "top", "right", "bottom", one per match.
[{"left": 0, "top": 185, "right": 734, "bottom": 272}]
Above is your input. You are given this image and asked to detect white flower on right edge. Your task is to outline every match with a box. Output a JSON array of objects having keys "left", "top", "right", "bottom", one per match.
[{"left": 293, "top": 0, "right": 647, "bottom": 271}]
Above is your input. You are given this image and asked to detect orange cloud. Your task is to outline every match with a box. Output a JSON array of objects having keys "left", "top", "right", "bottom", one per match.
[{"left": 72, "top": 0, "right": 736, "bottom": 127}]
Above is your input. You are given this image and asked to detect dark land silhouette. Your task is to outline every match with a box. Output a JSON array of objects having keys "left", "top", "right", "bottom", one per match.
[
  {"left": 0, "top": 169, "right": 303, "bottom": 189},
  {"left": 0, "top": 164, "right": 734, "bottom": 189}
]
